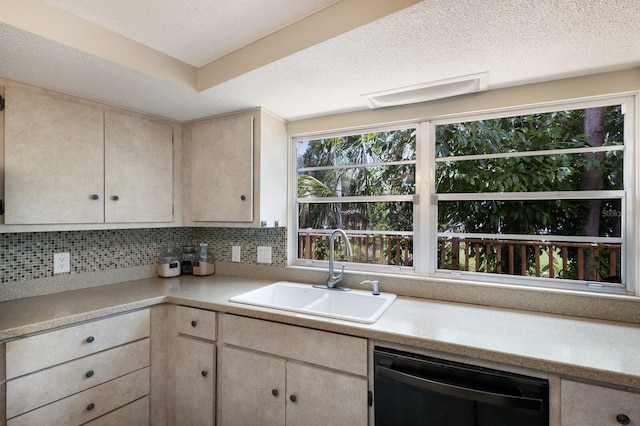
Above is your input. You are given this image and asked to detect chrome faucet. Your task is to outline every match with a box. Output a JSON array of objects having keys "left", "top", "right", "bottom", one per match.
[{"left": 321, "top": 229, "right": 353, "bottom": 290}]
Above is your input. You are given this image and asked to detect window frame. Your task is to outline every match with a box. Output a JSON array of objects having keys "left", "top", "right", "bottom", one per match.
[
  {"left": 290, "top": 123, "right": 420, "bottom": 275},
  {"left": 288, "top": 93, "right": 639, "bottom": 296}
]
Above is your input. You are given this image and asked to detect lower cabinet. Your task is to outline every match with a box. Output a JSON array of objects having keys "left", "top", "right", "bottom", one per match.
[
  {"left": 4, "top": 309, "right": 150, "bottom": 426},
  {"left": 560, "top": 379, "right": 640, "bottom": 426},
  {"left": 175, "top": 336, "right": 216, "bottom": 425},
  {"left": 84, "top": 396, "right": 149, "bottom": 426},
  {"left": 8, "top": 304, "right": 640, "bottom": 426},
  {"left": 217, "top": 314, "right": 369, "bottom": 426},
  {"left": 174, "top": 306, "right": 217, "bottom": 425},
  {"left": 219, "top": 346, "right": 367, "bottom": 426},
  {"left": 8, "top": 369, "right": 149, "bottom": 426}
]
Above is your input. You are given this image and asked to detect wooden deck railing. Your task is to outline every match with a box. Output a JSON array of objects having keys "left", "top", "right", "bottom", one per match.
[
  {"left": 437, "top": 237, "right": 620, "bottom": 282},
  {"left": 297, "top": 232, "right": 412, "bottom": 266},
  {"left": 297, "top": 232, "right": 620, "bottom": 282}
]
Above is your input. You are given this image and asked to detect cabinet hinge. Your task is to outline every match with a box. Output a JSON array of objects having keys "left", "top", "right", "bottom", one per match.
[
  {"left": 368, "top": 390, "right": 373, "bottom": 407},
  {"left": 0, "top": 199, "right": 4, "bottom": 216},
  {"left": 0, "top": 95, "right": 4, "bottom": 111}
]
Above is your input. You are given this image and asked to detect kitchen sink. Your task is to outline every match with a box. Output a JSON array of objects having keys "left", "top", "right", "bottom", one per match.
[{"left": 229, "top": 281, "right": 396, "bottom": 323}]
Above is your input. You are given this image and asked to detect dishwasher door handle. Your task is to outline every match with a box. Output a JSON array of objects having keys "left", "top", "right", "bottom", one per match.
[{"left": 376, "top": 365, "right": 543, "bottom": 412}]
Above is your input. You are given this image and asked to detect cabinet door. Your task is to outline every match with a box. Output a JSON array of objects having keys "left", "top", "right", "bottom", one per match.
[
  {"left": 286, "top": 361, "right": 368, "bottom": 426},
  {"left": 175, "top": 336, "right": 215, "bottom": 426},
  {"left": 104, "top": 111, "right": 173, "bottom": 223},
  {"left": 561, "top": 379, "right": 640, "bottom": 426},
  {"left": 4, "top": 85, "right": 104, "bottom": 224},
  {"left": 218, "top": 346, "right": 285, "bottom": 426},
  {"left": 188, "top": 114, "right": 253, "bottom": 222}
]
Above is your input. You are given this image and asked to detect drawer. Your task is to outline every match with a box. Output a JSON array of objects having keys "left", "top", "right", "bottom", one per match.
[
  {"left": 7, "top": 367, "right": 149, "bottom": 426},
  {"left": 177, "top": 306, "right": 217, "bottom": 341},
  {"left": 221, "top": 314, "right": 367, "bottom": 376},
  {"left": 7, "top": 339, "right": 149, "bottom": 418},
  {"left": 561, "top": 379, "right": 640, "bottom": 426},
  {"left": 6, "top": 309, "right": 149, "bottom": 379},
  {"left": 84, "top": 396, "right": 149, "bottom": 426}
]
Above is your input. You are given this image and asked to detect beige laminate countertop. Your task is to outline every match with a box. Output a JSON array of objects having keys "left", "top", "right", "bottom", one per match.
[{"left": 1, "top": 274, "right": 640, "bottom": 389}]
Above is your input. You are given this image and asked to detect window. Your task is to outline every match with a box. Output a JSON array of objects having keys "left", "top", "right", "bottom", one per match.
[
  {"left": 291, "top": 95, "right": 637, "bottom": 295},
  {"left": 294, "top": 126, "right": 416, "bottom": 271}
]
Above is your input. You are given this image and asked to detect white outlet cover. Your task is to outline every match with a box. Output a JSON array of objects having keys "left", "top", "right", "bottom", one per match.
[{"left": 54, "top": 252, "right": 70, "bottom": 273}]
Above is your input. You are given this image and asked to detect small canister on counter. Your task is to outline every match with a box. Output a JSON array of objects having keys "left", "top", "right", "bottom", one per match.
[
  {"left": 157, "top": 247, "right": 181, "bottom": 278},
  {"left": 181, "top": 245, "right": 196, "bottom": 275},
  {"left": 193, "top": 243, "right": 215, "bottom": 276}
]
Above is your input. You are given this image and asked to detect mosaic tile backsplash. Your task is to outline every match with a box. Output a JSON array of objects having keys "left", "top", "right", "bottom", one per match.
[{"left": 1, "top": 227, "right": 287, "bottom": 283}]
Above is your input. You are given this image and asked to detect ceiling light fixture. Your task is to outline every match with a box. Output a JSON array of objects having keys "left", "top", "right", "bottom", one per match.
[{"left": 362, "top": 72, "right": 489, "bottom": 109}]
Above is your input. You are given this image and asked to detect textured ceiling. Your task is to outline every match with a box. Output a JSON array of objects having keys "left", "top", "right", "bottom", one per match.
[
  {"left": 1, "top": 0, "right": 640, "bottom": 122},
  {"left": 47, "top": 0, "right": 342, "bottom": 67}
]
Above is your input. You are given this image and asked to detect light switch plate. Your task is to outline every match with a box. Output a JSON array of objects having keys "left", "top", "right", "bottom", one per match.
[
  {"left": 232, "top": 246, "right": 241, "bottom": 262},
  {"left": 257, "top": 246, "right": 272, "bottom": 264}
]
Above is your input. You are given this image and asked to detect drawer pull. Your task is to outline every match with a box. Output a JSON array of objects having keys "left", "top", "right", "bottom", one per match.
[
  {"left": 85, "top": 370, "right": 94, "bottom": 378},
  {"left": 86, "top": 336, "right": 95, "bottom": 343},
  {"left": 191, "top": 320, "right": 197, "bottom": 327},
  {"left": 272, "top": 389, "right": 279, "bottom": 397},
  {"left": 86, "top": 403, "right": 95, "bottom": 411},
  {"left": 289, "top": 394, "right": 297, "bottom": 403},
  {"left": 617, "top": 414, "right": 630, "bottom": 425},
  {"left": 201, "top": 370, "right": 208, "bottom": 377}
]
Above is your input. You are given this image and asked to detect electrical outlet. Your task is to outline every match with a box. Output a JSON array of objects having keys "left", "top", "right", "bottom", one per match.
[
  {"left": 257, "top": 246, "right": 272, "bottom": 264},
  {"left": 232, "top": 246, "right": 241, "bottom": 262},
  {"left": 54, "top": 252, "right": 70, "bottom": 273}
]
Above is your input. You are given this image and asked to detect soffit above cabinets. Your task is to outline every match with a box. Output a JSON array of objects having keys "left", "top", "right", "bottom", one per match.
[{"left": 1, "top": 0, "right": 640, "bottom": 122}]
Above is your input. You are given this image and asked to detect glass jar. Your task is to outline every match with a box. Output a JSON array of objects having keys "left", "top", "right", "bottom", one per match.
[
  {"left": 193, "top": 243, "right": 215, "bottom": 276},
  {"left": 157, "top": 247, "right": 181, "bottom": 278},
  {"left": 181, "top": 245, "right": 196, "bottom": 275}
]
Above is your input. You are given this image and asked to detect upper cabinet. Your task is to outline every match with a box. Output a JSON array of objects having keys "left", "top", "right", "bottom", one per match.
[
  {"left": 2, "top": 83, "right": 175, "bottom": 227},
  {"left": 104, "top": 111, "right": 173, "bottom": 223},
  {"left": 4, "top": 85, "right": 105, "bottom": 224},
  {"left": 184, "top": 108, "right": 287, "bottom": 227}
]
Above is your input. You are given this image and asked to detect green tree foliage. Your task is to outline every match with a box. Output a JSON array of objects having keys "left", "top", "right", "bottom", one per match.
[
  {"left": 297, "top": 130, "right": 416, "bottom": 265},
  {"left": 297, "top": 107, "right": 623, "bottom": 277},
  {"left": 436, "top": 107, "right": 623, "bottom": 237},
  {"left": 436, "top": 106, "right": 624, "bottom": 279},
  {"left": 298, "top": 130, "right": 416, "bottom": 232}
]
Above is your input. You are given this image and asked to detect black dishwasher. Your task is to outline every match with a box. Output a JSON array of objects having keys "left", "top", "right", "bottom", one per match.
[{"left": 374, "top": 347, "right": 549, "bottom": 426}]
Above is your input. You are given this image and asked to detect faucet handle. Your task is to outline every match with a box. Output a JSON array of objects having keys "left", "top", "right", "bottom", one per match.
[{"left": 360, "top": 280, "right": 380, "bottom": 295}]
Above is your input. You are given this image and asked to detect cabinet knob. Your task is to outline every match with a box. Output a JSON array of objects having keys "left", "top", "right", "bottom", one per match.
[
  {"left": 617, "top": 414, "right": 630, "bottom": 425},
  {"left": 240, "top": 195, "right": 246, "bottom": 201},
  {"left": 201, "top": 370, "right": 208, "bottom": 377},
  {"left": 85, "top": 370, "right": 94, "bottom": 378},
  {"left": 86, "top": 403, "right": 95, "bottom": 411},
  {"left": 86, "top": 336, "right": 95, "bottom": 343},
  {"left": 289, "top": 394, "right": 297, "bottom": 403},
  {"left": 191, "top": 320, "right": 197, "bottom": 327},
  {"left": 91, "top": 194, "right": 99, "bottom": 200},
  {"left": 112, "top": 195, "right": 119, "bottom": 201},
  {"left": 271, "top": 389, "right": 279, "bottom": 397}
]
